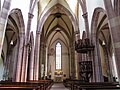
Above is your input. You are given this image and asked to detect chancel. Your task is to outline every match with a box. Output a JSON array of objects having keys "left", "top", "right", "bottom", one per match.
[{"left": 0, "top": 0, "right": 120, "bottom": 90}]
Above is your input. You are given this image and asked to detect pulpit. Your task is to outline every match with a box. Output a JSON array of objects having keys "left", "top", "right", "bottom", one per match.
[
  {"left": 79, "top": 61, "right": 93, "bottom": 82},
  {"left": 75, "top": 38, "right": 94, "bottom": 82}
]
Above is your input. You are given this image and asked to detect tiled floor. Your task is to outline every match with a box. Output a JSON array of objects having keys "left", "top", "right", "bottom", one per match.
[{"left": 50, "top": 83, "right": 69, "bottom": 90}]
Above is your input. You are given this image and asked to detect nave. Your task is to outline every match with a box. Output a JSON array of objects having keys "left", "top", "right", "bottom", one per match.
[
  {"left": 0, "top": 0, "right": 120, "bottom": 90},
  {"left": 50, "top": 83, "right": 69, "bottom": 90}
]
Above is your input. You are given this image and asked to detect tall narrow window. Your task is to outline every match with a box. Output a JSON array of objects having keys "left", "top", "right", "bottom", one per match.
[{"left": 56, "top": 42, "right": 61, "bottom": 70}]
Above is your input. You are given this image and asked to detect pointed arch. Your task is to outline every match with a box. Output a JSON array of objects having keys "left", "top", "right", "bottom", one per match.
[
  {"left": 90, "top": 7, "right": 119, "bottom": 82},
  {"left": 10, "top": 8, "right": 25, "bottom": 35},
  {"left": 91, "top": 7, "right": 106, "bottom": 38},
  {"left": 90, "top": 7, "right": 107, "bottom": 82},
  {"left": 37, "top": 3, "right": 78, "bottom": 33},
  {"left": 8, "top": 8, "right": 25, "bottom": 82}
]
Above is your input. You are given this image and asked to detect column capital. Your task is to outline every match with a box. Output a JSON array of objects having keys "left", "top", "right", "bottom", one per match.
[
  {"left": 82, "top": 12, "right": 88, "bottom": 19},
  {"left": 28, "top": 13, "right": 34, "bottom": 19}
]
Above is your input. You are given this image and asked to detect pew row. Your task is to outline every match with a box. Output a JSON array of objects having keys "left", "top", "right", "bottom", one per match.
[
  {"left": 63, "top": 79, "right": 120, "bottom": 90},
  {"left": 0, "top": 80, "right": 53, "bottom": 90}
]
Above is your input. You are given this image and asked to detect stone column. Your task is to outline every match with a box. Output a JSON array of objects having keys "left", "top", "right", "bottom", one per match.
[
  {"left": 92, "top": 34, "right": 104, "bottom": 82},
  {"left": 0, "top": 0, "right": 11, "bottom": 57},
  {"left": 42, "top": 43, "right": 46, "bottom": 79},
  {"left": 0, "top": 1, "right": 1, "bottom": 11},
  {"left": 15, "top": 33, "right": 25, "bottom": 82},
  {"left": 70, "top": 45, "right": 75, "bottom": 79},
  {"left": 21, "top": 44, "right": 27, "bottom": 82},
  {"left": 68, "top": 53, "right": 70, "bottom": 77},
  {"left": 45, "top": 47, "right": 48, "bottom": 77},
  {"left": 79, "top": 0, "right": 89, "bottom": 38},
  {"left": 102, "top": 46, "right": 113, "bottom": 82},
  {"left": 39, "top": 42, "right": 43, "bottom": 79},
  {"left": 75, "top": 31, "right": 81, "bottom": 79},
  {"left": 82, "top": 12, "right": 89, "bottom": 38},
  {"left": 21, "top": 13, "right": 33, "bottom": 82},
  {"left": 34, "top": 31, "right": 40, "bottom": 80},
  {"left": 104, "top": 0, "right": 120, "bottom": 82},
  {"left": 91, "top": 49, "right": 95, "bottom": 82},
  {"left": 4, "top": 46, "right": 13, "bottom": 80},
  {"left": 26, "top": 13, "right": 34, "bottom": 44},
  {"left": 12, "top": 42, "right": 19, "bottom": 81},
  {"left": 29, "top": 32, "right": 34, "bottom": 80}
]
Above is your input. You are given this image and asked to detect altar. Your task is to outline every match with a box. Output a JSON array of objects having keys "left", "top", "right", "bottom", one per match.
[
  {"left": 54, "top": 71, "right": 63, "bottom": 82},
  {"left": 55, "top": 75, "right": 62, "bottom": 82}
]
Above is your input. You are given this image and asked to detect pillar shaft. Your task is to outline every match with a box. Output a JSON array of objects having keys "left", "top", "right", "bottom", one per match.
[
  {"left": 15, "top": 33, "right": 24, "bottom": 82},
  {"left": 82, "top": 13, "right": 89, "bottom": 38},
  {"left": 75, "top": 32, "right": 81, "bottom": 79},
  {"left": 21, "top": 13, "right": 33, "bottom": 82},
  {"left": 104, "top": 0, "right": 120, "bottom": 82},
  {"left": 34, "top": 31, "right": 40, "bottom": 80},
  {"left": 92, "top": 34, "right": 104, "bottom": 82},
  {"left": 0, "top": 0, "right": 11, "bottom": 57},
  {"left": 29, "top": 34, "right": 34, "bottom": 80}
]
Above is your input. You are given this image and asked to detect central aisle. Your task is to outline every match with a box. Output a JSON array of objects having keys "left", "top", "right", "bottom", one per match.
[{"left": 50, "top": 83, "right": 69, "bottom": 90}]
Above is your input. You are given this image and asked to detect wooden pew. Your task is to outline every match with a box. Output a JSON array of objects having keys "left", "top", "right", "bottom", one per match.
[
  {"left": 74, "top": 82, "right": 120, "bottom": 90},
  {"left": 27, "top": 80, "right": 53, "bottom": 90},
  {"left": 63, "top": 79, "right": 120, "bottom": 90},
  {"left": 0, "top": 79, "right": 53, "bottom": 90},
  {"left": 0, "top": 82, "right": 38, "bottom": 90},
  {"left": 0, "top": 86, "right": 37, "bottom": 90}
]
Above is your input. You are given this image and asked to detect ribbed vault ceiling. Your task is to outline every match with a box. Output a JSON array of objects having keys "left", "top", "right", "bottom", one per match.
[
  {"left": 40, "top": 0, "right": 76, "bottom": 48},
  {"left": 43, "top": 10, "right": 73, "bottom": 47},
  {"left": 38, "top": 0, "right": 77, "bottom": 15}
]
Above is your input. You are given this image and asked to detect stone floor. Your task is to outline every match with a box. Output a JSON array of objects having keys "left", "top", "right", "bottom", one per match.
[{"left": 50, "top": 83, "right": 69, "bottom": 90}]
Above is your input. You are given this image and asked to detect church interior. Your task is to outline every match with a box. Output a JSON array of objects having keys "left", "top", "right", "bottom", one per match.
[{"left": 0, "top": 0, "right": 120, "bottom": 90}]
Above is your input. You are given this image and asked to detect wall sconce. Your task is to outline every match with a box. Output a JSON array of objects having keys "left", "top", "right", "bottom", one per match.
[
  {"left": 102, "top": 40, "right": 105, "bottom": 46},
  {"left": 10, "top": 40, "right": 13, "bottom": 45}
]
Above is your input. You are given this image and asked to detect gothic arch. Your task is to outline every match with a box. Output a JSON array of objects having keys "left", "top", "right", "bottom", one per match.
[
  {"left": 49, "top": 38, "right": 69, "bottom": 50},
  {"left": 91, "top": 7, "right": 107, "bottom": 37},
  {"left": 46, "top": 25, "right": 70, "bottom": 47},
  {"left": 10, "top": 8, "right": 25, "bottom": 35},
  {"left": 2, "top": 8, "right": 25, "bottom": 81},
  {"left": 91, "top": 7, "right": 106, "bottom": 82},
  {"left": 91, "top": 7, "right": 116, "bottom": 82}
]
